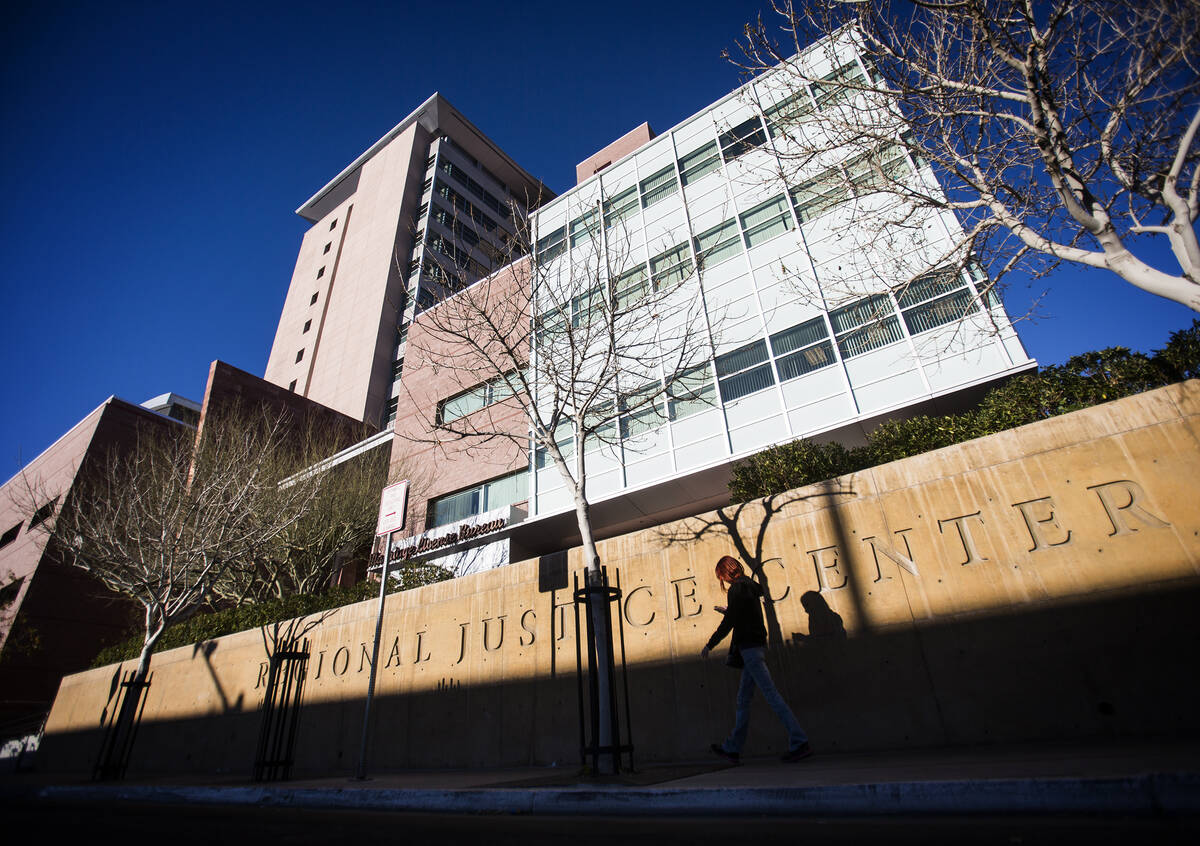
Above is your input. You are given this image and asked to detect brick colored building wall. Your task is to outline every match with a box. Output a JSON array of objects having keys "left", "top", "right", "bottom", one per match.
[{"left": 390, "top": 261, "right": 532, "bottom": 532}]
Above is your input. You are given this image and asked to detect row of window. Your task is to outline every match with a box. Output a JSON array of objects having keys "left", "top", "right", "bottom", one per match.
[
  {"left": 536, "top": 58, "right": 878, "bottom": 268},
  {"left": 763, "top": 59, "right": 869, "bottom": 138},
  {"left": 0, "top": 498, "right": 58, "bottom": 552},
  {"left": 714, "top": 267, "right": 987, "bottom": 404},
  {"left": 428, "top": 469, "right": 527, "bottom": 528},
  {"left": 438, "top": 157, "right": 512, "bottom": 222},
  {"left": 437, "top": 372, "right": 521, "bottom": 424},
  {"left": 532, "top": 364, "right": 718, "bottom": 471},
  {"left": 540, "top": 140, "right": 917, "bottom": 290},
  {"left": 419, "top": 183, "right": 500, "bottom": 235}
]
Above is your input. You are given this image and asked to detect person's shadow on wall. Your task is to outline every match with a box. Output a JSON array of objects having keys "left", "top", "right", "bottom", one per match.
[{"left": 793, "top": 590, "right": 846, "bottom": 643}]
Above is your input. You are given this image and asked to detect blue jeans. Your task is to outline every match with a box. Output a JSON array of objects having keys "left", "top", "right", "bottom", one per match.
[{"left": 722, "top": 647, "right": 807, "bottom": 754}]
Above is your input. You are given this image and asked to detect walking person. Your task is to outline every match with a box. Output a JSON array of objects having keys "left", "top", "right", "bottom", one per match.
[{"left": 702, "top": 554, "right": 812, "bottom": 764}]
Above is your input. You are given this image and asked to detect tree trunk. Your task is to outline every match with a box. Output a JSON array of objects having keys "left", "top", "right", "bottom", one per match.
[{"left": 573, "top": 489, "right": 617, "bottom": 774}]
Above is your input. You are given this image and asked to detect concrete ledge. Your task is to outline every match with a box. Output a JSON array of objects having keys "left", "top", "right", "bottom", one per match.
[{"left": 19, "top": 773, "right": 1200, "bottom": 817}]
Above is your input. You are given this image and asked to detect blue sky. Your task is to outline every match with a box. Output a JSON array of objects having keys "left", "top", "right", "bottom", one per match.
[{"left": 2, "top": 0, "right": 1195, "bottom": 481}]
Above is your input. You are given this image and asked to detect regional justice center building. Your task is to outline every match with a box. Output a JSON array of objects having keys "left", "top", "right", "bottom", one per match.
[{"left": 264, "top": 40, "right": 1035, "bottom": 575}]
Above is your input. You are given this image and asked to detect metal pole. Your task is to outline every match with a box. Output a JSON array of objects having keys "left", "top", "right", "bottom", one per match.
[{"left": 355, "top": 530, "right": 393, "bottom": 780}]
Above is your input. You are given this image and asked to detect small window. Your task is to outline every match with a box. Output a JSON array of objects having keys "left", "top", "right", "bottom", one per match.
[
  {"left": 535, "top": 226, "right": 566, "bottom": 263},
  {"left": 649, "top": 242, "right": 693, "bottom": 290},
  {"left": 770, "top": 317, "right": 836, "bottom": 381},
  {"left": 718, "top": 116, "right": 767, "bottom": 163},
  {"left": 330, "top": 218, "right": 337, "bottom": 230},
  {"left": 303, "top": 319, "right": 311, "bottom": 333},
  {"left": 438, "top": 372, "right": 521, "bottom": 424},
  {"left": 392, "top": 358, "right": 404, "bottom": 381},
  {"left": 693, "top": 219, "right": 742, "bottom": 269},
  {"left": 667, "top": 365, "right": 717, "bottom": 420},
  {"left": 830, "top": 295, "right": 904, "bottom": 358},
  {"left": 612, "top": 264, "right": 650, "bottom": 310},
  {"left": 29, "top": 498, "right": 58, "bottom": 529},
  {"left": 678, "top": 141, "right": 722, "bottom": 186},
  {"left": 288, "top": 380, "right": 297, "bottom": 392},
  {"left": 0, "top": 524, "right": 20, "bottom": 549},
  {"left": 764, "top": 89, "right": 816, "bottom": 137},
  {"left": 790, "top": 172, "right": 851, "bottom": 224},
  {"left": 602, "top": 185, "right": 639, "bottom": 230},
  {"left": 569, "top": 207, "right": 599, "bottom": 249},
  {"left": 323, "top": 242, "right": 331, "bottom": 254},
  {"left": 310, "top": 292, "right": 318, "bottom": 305},
  {"left": 619, "top": 382, "right": 666, "bottom": 441},
  {"left": 812, "top": 61, "right": 868, "bottom": 111},
  {"left": 639, "top": 164, "right": 678, "bottom": 209},
  {"left": 384, "top": 396, "right": 399, "bottom": 426},
  {"left": 715, "top": 340, "right": 775, "bottom": 402},
  {"left": 317, "top": 266, "right": 325, "bottom": 279},
  {"left": 295, "top": 349, "right": 304, "bottom": 363},
  {"left": 739, "top": 195, "right": 793, "bottom": 249}
]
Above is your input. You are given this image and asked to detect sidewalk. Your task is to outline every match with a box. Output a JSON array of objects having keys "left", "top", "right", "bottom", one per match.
[{"left": 4, "top": 739, "right": 1199, "bottom": 817}]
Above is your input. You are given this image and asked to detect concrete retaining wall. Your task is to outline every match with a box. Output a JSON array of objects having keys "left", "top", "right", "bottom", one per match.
[{"left": 37, "top": 381, "right": 1200, "bottom": 776}]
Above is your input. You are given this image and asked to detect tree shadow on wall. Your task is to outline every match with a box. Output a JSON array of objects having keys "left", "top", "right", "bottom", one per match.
[{"left": 656, "top": 479, "right": 871, "bottom": 647}]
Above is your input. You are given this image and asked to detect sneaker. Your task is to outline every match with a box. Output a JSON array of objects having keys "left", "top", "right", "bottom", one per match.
[
  {"left": 781, "top": 742, "right": 813, "bottom": 762},
  {"left": 710, "top": 743, "right": 740, "bottom": 765}
]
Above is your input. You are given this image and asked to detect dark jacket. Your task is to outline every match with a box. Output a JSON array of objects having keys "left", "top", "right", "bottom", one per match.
[{"left": 705, "top": 576, "right": 767, "bottom": 652}]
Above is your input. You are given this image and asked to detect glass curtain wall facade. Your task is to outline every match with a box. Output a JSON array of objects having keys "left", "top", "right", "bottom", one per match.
[{"left": 523, "top": 41, "right": 1032, "bottom": 518}]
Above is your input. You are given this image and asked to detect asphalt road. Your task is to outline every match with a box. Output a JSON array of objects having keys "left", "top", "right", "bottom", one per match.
[{"left": 2, "top": 799, "right": 1197, "bottom": 845}]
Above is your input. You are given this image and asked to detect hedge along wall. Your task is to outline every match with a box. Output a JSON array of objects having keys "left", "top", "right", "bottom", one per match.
[{"left": 38, "top": 381, "right": 1200, "bottom": 777}]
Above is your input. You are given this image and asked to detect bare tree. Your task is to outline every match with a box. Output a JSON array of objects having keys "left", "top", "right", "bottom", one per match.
[
  {"left": 32, "top": 408, "right": 322, "bottom": 684},
  {"left": 732, "top": 0, "right": 1200, "bottom": 314},
  {"left": 403, "top": 210, "right": 712, "bottom": 581},
  {"left": 209, "top": 423, "right": 396, "bottom": 605},
  {"left": 399, "top": 200, "right": 715, "bottom": 771}
]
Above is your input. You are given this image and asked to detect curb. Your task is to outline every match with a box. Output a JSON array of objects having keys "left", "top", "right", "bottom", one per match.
[{"left": 16, "top": 773, "right": 1200, "bottom": 817}]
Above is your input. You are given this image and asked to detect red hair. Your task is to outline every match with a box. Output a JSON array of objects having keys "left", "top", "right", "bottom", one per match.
[{"left": 715, "top": 555, "right": 744, "bottom": 590}]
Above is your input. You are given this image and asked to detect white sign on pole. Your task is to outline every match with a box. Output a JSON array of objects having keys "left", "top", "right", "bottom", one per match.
[{"left": 375, "top": 480, "right": 409, "bottom": 537}]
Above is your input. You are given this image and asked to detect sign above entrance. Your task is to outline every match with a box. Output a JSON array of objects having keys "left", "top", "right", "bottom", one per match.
[{"left": 375, "top": 480, "right": 409, "bottom": 536}]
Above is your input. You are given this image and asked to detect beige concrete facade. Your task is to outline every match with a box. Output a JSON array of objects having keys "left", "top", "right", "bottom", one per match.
[
  {"left": 264, "top": 121, "right": 429, "bottom": 425},
  {"left": 37, "top": 381, "right": 1200, "bottom": 776},
  {"left": 264, "top": 95, "right": 551, "bottom": 429}
]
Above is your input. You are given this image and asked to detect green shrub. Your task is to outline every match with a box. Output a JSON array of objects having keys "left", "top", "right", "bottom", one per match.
[
  {"left": 866, "top": 412, "right": 982, "bottom": 465},
  {"left": 729, "top": 320, "right": 1199, "bottom": 502},
  {"left": 90, "top": 564, "right": 452, "bottom": 668},
  {"left": 1155, "top": 320, "right": 1200, "bottom": 380},
  {"left": 729, "top": 438, "right": 869, "bottom": 502}
]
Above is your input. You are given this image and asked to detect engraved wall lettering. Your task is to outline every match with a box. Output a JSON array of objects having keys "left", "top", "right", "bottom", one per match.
[
  {"left": 1012, "top": 496, "right": 1072, "bottom": 551},
  {"left": 554, "top": 595, "right": 573, "bottom": 642},
  {"left": 255, "top": 662, "right": 269, "bottom": 690},
  {"left": 758, "top": 559, "right": 791, "bottom": 601},
  {"left": 937, "top": 511, "right": 990, "bottom": 565},
  {"left": 385, "top": 636, "right": 402, "bottom": 668},
  {"left": 455, "top": 622, "right": 470, "bottom": 665},
  {"left": 482, "top": 616, "right": 505, "bottom": 651},
  {"left": 862, "top": 529, "right": 919, "bottom": 581},
  {"left": 1088, "top": 479, "right": 1171, "bottom": 536},
  {"left": 670, "top": 576, "right": 703, "bottom": 620},
  {"left": 313, "top": 649, "right": 326, "bottom": 679},
  {"left": 358, "top": 641, "right": 373, "bottom": 673},
  {"left": 808, "top": 544, "right": 847, "bottom": 591},
  {"left": 332, "top": 646, "right": 350, "bottom": 676},
  {"left": 414, "top": 630, "right": 431, "bottom": 664},
  {"left": 519, "top": 609, "right": 536, "bottom": 646},
  {"left": 623, "top": 585, "right": 655, "bottom": 627}
]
